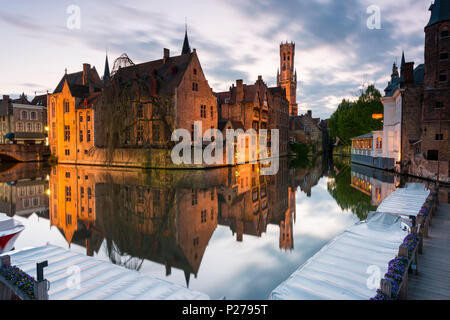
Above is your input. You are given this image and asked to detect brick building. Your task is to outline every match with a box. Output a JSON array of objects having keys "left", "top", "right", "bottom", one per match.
[
  {"left": 47, "top": 63, "right": 103, "bottom": 161},
  {"left": 380, "top": 0, "right": 449, "bottom": 182},
  {"left": 0, "top": 93, "right": 47, "bottom": 145},
  {"left": 217, "top": 76, "right": 290, "bottom": 157},
  {"left": 277, "top": 42, "right": 298, "bottom": 116},
  {"left": 289, "top": 110, "right": 324, "bottom": 153}
]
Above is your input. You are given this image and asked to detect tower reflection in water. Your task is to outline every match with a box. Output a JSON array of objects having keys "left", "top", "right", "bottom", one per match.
[{"left": 47, "top": 159, "right": 296, "bottom": 286}]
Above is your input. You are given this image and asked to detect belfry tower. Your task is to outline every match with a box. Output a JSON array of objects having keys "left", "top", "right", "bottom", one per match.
[{"left": 277, "top": 41, "right": 298, "bottom": 116}]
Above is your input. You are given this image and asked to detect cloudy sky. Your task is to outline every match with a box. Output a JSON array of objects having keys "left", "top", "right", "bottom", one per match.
[{"left": 0, "top": 0, "right": 432, "bottom": 119}]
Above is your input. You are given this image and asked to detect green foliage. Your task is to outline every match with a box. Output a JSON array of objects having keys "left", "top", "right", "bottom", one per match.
[
  {"left": 328, "top": 85, "right": 383, "bottom": 145},
  {"left": 327, "top": 158, "right": 376, "bottom": 220},
  {"left": 290, "top": 142, "right": 310, "bottom": 156}
]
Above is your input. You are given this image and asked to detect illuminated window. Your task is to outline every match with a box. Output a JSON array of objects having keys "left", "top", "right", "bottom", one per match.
[{"left": 64, "top": 125, "right": 70, "bottom": 142}]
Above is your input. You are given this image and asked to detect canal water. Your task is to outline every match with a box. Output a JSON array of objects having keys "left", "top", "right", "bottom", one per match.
[{"left": 0, "top": 156, "right": 438, "bottom": 299}]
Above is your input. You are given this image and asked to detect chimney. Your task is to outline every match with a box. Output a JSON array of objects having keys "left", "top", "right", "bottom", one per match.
[
  {"left": 403, "top": 62, "right": 414, "bottom": 86},
  {"left": 236, "top": 80, "right": 244, "bottom": 102},
  {"left": 82, "top": 63, "right": 90, "bottom": 86},
  {"left": 307, "top": 110, "right": 312, "bottom": 117},
  {"left": 163, "top": 48, "right": 170, "bottom": 63}
]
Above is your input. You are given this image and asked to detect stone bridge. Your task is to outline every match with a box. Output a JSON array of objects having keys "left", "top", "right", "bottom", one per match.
[{"left": 0, "top": 144, "right": 51, "bottom": 162}]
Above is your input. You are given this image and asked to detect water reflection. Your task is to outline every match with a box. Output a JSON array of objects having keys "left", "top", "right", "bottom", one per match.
[{"left": 1, "top": 155, "right": 412, "bottom": 299}]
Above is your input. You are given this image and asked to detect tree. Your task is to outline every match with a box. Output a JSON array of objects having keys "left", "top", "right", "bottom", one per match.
[{"left": 328, "top": 85, "right": 383, "bottom": 145}]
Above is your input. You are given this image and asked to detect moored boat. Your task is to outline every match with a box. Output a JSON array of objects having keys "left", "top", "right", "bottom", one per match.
[{"left": 0, "top": 213, "right": 24, "bottom": 254}]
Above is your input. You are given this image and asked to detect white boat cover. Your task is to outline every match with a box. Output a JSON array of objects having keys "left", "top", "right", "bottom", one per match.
[
  {"left": 0, "top": 213, "right": 25, "bottom": 237},
  {"left": 269, "top": 212, "right": 407, "bottom": 300},
  {"left": 1, "top": 244, "right": 210, "bottom": 300},
  {"left": 377, "top": 183, "right": 430, "bottom": 217}
]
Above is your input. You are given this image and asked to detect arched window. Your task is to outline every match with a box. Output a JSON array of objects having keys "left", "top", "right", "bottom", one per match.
[
  {"left": 36, "top": 123, "right": 42, "bottom": 132},
  {"left": 21, "top": 111, "right": 28, "bottom": 120},
  {"left": 26, "top": 122, "right": 33, "bottom": 132},
  {"left": 283, "top": 54, "right": 286, "bottom": 61}
]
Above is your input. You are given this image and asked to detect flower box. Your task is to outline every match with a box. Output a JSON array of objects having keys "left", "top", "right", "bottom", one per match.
[
  {"left": 371, "top": 234, "right": 420, "bottom": 300},
  {"left": 0, "top": 255, "right": 49, "bottom": 300}
]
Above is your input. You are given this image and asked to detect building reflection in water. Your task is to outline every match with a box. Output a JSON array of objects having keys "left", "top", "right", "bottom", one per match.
[
  {"left": 350, "top": 163, "right": 400, "bottom": 206},
  {"left": 0, "top": 163, "right": 49, "bottom": 219},
  {"left": 0, "top": 156, "right": 333, "bottom": 287}
]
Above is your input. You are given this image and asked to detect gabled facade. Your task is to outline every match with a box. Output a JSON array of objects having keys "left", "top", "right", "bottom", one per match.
[{"left": 47, "top": 63, "right": 102, "bottom": 162}]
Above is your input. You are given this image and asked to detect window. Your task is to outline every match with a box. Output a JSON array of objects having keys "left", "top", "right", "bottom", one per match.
[
  {"left": 87, "top": 112, "right": 91, "bottom": 122},
  {"left": 440, "top": 52, "right": 449, "bottom": 61},
  {"left": 26, "top": 122, "right": 33, "bottom": 132},
  {"left": 64, "top": 125, "right": 70, "bottom": 142},
  {"left": 436, "top": 101, "right": 444, "bottom": 109},
  {"left": 211, "top": 106, "right": 214, "bottom": 119},
  {"left": 87, "top": 188, "right": 92, "bottom": 199},
  {"left": 64, "top": 100, "right": 70, "bottom": 113},
  {"left": 30, "top": 111, "right": 37, "bottom": 120},
  {"left": 21, "top": 111, "right": 28, "bottom": 120},
  {"left": 192, "top": 82, "right": 198, "bottom": 91},
  {"left": 439, "top": 72, "right": 447, "bottom": 83},
  {"left": 427, "top": 150, "right": 439, "bottom": 161},
  {"left": 79, "top": 130, "right": 83, "bottom": 142},
  {"left": 192, "top": 189, "right": 198, "bottom": 205},
  {"left": 441, "top": 29, "right": 449, "bottom": 38},
  {"left": 211, "top": 208, "right": 214, "bottom": 220},
  {"left": 66, "top": 214, "right": 72, "bottom": 226},
  {"left": 52, "top": 123, "right": 56, "bottom": 138},
  {"left": 193, "top": 68, "right": 197, "bottom": 75},
  {"left": 80, "top": 187, "right": 84, "bottom": 199},
  {"left": 79, "top": 115, "right": 83, "bottom": 122},
  {"left": 200, "top": 105, "right": 206, "bottom": 118},
  {"left": 51, "top": 102, "right": 55, "bottom": 117},
  {"left": 152, "top": 123, "right": 160, "bottom": 142},
  {"left": 87, "top": 130, "right": 91, "bottom": 142},
  {"left": 65, "top": 172, "right": 70, "bottom": 178},
  {"left": 36, "top": 123, "right": 42, "bottom": 132},
  {"left": 201, "top": 210, "right": 207, "bottom": 223},
  {"left": 192, "top": 124, "right": 195, "bottom": 141},
  {"left": 136, "top": 125, "right": 144, "bottom": 143},
  {"left": 137, "top": 104, "right": 144, "bottom": 118},
  {"left": 16, "top": 122, "right": 24, "bottom": 132},
  {"left": 65, "top": 149, "right": 70, "bottom": 156},
  {"left": 65, "top": 186, "right": 72, "bottom": 201},
  {"left": 436, "top": 134, "right": 444, "bottom": 141},
  {"left": 193, "top": 238, "right": 199, "bottom": 246}
]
